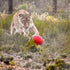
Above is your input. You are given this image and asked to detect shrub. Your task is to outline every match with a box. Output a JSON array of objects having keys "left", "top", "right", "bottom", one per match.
[
  {"left": 36, "top": 45, "right": 42, "bottom": 51},
  {"left": 6, "top": 57, "right": 13, "bottom": 61},
  {"left": 60, "top": 53, "right": 67, "bottom": 58},
  {"left": 46, "top": 15, "right": 60, "bottom": 23},
  {"left": 4, "top": 57, "right": 14, "bottom": 65},
  {"left": 15, "top": 4, "right": 28, "bottom": 10},
  {"left": 25, "top": 39, "right": 43, "bottom": 53},
  {"left": 46, "top": 64, "right": 57, "bottom": 70},
  {"left": 0, "top": 14, "right": 13, "bottom": 30},
  {"left": 34, "top": 19, "right": 46, "bottom": 35},
  {"left": 0, "top": 33, "right": 29, "bottom": 53},
  {"left": 0, "top": 44, "right": 13, "bottom": 53},
  {"left": 25, "top": 39, "right": 38, "bottom": 52},
  {"left": 55, "top": 59, "right": 70, "bottom": 70},
  {"left": 0, "top": 55, "right": 14, "bottom": 65},
  {"left": 9, "top": 61, "right": 15, "bottom": 66},
  {"left": 55, "top": 59, "right": 65, "bottom": 67},
  {"left": 0, "top": 44, "right": 26, "bottom": 53}
]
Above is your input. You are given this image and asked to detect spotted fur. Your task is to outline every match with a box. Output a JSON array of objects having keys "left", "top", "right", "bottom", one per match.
[{"left": 11, "top": 9, "right": 39, "bottom": 37}]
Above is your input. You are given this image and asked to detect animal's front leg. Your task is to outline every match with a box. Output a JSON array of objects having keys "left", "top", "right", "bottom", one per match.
[
  {"left": 24, "top": 32, "right": 28, "bottom": 37},
  {"left": 22, "top": 28, "right": 28, "bottom": 37},
  {"left": 30, "top": 24, "right": 39, "bottom": 36},
  {"left": 26, "top": 30, "right": 31, "bottom": 39},
  {"left": 26, "top": 28, "right": 30, "bottom": 35},
  {"left": 14, "top": 29, "right": 19, "bottom": 35}
]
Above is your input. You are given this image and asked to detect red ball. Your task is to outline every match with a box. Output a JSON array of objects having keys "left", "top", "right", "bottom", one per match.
[{"left": 33, "top": 35, "right": 43, "bottom": 45}]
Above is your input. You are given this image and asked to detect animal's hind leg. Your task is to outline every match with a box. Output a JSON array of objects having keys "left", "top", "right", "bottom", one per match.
[{"left": 10, "top": 21, "right": 15, "bottom": 35}]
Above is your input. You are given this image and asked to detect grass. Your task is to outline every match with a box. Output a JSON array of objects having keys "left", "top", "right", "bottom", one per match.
[
  {"left": 0, "top": 13, "right": 14, "bottom": 30},
  {"left": 33, "top": 19, "right": 46, "bottom": 35},
  {"left": 0, "top": 13, "right": 70, "bottom": 70}
]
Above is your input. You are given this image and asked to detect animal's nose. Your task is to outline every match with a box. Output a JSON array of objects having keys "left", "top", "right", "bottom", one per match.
[{"left": 26, "top": 25, "right": 28, "bottom": 29}]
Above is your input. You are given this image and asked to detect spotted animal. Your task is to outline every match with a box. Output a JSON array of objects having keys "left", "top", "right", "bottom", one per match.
[{"left": 10, "top": 9, "right": 39, "bottom": 37}]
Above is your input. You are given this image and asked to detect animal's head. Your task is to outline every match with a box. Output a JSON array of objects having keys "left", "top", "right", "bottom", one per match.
[{"left": 18, "top": 13, "right": 32, "bottom": 29}]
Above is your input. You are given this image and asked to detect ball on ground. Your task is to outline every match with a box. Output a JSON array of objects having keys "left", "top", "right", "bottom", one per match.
[{"left": 33, "top": 35, "right": 43, "bottom": 45}]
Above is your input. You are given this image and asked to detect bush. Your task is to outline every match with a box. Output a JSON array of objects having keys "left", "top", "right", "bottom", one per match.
[
  {"left": 55, "top": 59, "right": 65, "bottom": 67},
  {"left": 0, "top": 55, "right": 13, "bottom": 61},
  {"left": 60, "top": 53, "right": 67, "bottom": 58},
  {"left": 46, "top": 64, "right": 57, "bottom": 70},
  {"left": 55, "top": 59, "right": 70, "bottom": 70},
  {"left": 0, "top": 55, "right": 14, "bottom": 65},
  {"left": 34, "top": 19, "right": 46, "bottom": 35},
  {"left": 0, "top": 44, "right": 27, "bottom": 53},
  {"left": 0, "top": 44, "right": 13, "bottom": 53},
  {"left": 46, "top": 15, "right": 60, "bottom": 23},
  {"left": 9, "top": 61, "right": 15, "bottom": 66},
  {"left": 5, "top": 57, "right": 13, "bottom": 61},
  {"left": 25, "top": 39, "right": 37, "bottom": 52},
  {"left": 25, "top": 39, "right": 43, "bottom": 52},
  {"left": 0, "top": 14, "right": 13, "bottom": 29},
  {"left": 0, "top": 33, "right": 29, "bottom": 53},
  {"left": 15, "top": 4, "right": 28, "bottom": 10}
]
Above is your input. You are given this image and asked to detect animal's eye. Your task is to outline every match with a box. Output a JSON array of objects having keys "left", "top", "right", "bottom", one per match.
[
  {"left": 19, "top": 14, "right": 25, "bottom": 18},
  {"left": 19, "top": 14, "right": 23, "bottom": 17}
]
